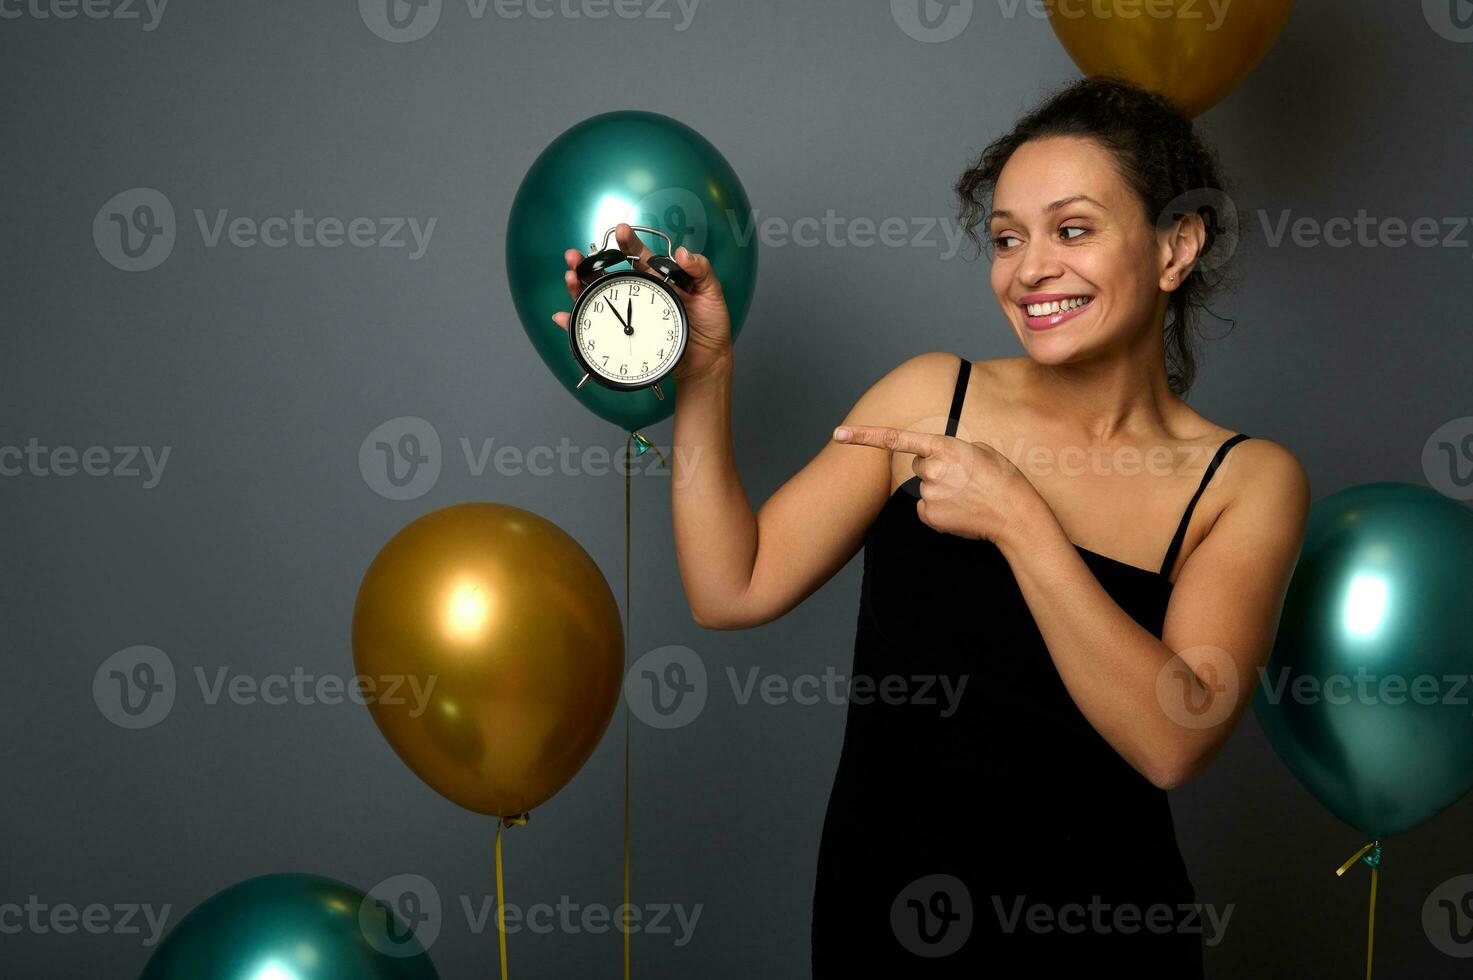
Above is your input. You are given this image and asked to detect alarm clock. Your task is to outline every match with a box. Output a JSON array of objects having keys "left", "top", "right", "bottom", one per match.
[{"left": 569, "top": 225, "right": 694, "bottom": 401}]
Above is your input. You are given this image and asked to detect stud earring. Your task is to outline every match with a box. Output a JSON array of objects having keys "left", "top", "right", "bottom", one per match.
[{"left": 1168, "top": 274, "right": 1177, "bottom": 281}]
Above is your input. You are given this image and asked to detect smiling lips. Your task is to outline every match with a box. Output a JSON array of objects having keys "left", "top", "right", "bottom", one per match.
[{"left": 1019, "top": 293, "right": 1094, "bottom": 330}]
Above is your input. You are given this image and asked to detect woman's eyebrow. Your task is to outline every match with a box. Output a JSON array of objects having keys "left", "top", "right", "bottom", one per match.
[
  {"left": 988, "top": 194, "right": 1107, "bottom": 224},
  {"left": 1045, "top": 194, "right": 1106, "bottom": 213}
]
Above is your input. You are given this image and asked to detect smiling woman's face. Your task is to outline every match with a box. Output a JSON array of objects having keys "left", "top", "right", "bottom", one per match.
[{"left": 988, "top": 135, "right": 1171, "bottom": 365}]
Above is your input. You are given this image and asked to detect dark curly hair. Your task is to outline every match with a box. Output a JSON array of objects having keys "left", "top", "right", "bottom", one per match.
[{"left": 955, "top": 76, "right": 1236, "bottom": 397}]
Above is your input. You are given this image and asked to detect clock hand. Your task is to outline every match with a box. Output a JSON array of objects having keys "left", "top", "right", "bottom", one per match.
[
  {"left": 606, "top": 300, "right": 629, "bottom": 332},
  {"left": 626, "top": 298, "right": 634, "bottom": 332}
]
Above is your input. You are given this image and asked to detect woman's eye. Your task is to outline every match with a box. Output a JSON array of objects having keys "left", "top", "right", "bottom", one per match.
[
  {"left": 1059, "top": 225, "right": 1088, "bottom": 241},
  {"left": 992, "top": 234, "right": 1021, "bottom": 250}
]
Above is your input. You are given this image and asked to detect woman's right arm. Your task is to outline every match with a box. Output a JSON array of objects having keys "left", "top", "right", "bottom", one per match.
[{"left": 673, "top": 349, "right": 951, "bottom": 630}]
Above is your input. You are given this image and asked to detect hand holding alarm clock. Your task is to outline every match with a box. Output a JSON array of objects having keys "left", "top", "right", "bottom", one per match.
[{"left": 551, "top": 223, "right": 733, "bottom": 395}]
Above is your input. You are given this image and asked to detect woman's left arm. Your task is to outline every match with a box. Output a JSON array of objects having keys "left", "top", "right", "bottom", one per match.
[
  {"left": 830, "top": 425, "right": 1311, "bottom": 790},
  {"left": 996, "top": 439, "right": 1311, "bottom": 789}
]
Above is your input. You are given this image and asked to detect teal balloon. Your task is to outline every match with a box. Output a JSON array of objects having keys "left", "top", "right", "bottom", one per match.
[
  {"left": 506, "top": 110, "right": 757, "bottom": 431},
  {"left": 140, "top": 873, "right": 438, "bottom": 979},
  {"left": 1253, "top": 482, "right": 1473, "bottom": 838}
]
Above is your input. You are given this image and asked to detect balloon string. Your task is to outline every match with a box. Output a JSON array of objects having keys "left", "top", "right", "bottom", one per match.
[
  {"left": 1335, "top": 840, "right": 1381, "bottom": 980},
  {"left": 620, "top": 431, "right": 662, "bottom": 978},
  {"left": 623, "top": 432, "right": 634, "bottom": 980},
  {"left": 494, "top": 813, "right": 527, "bottom": 980}
]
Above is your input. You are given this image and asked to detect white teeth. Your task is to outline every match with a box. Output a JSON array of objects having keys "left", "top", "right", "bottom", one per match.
[{"left": 1025, "top": 296, "right": 1091, "bottom": 317}]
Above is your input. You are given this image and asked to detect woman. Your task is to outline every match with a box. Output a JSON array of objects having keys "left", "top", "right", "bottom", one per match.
[{"left": 554, "top": 76, "right": 1310, "bottom": 975}]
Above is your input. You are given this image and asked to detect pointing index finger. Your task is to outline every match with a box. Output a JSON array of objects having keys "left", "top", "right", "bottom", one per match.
[{"left": 832, "top": 425, "right": 940, "bottom": 457}]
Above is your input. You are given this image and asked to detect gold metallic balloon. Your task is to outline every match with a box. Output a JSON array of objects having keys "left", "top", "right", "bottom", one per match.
[
  {"left": 1047, "top": 0, "right": 1295, "bottom": 117},
  {"left": 352, "top": 502, "right": 623, "bottom": 817}
]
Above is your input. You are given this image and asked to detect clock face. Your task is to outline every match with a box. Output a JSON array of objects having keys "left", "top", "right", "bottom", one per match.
[{"left": 572, "top": 273, "right": 686, "bottom": 387}]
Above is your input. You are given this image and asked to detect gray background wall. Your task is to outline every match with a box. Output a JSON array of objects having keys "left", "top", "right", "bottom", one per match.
[{"left": 3, "top": 0, "right": 1472, "bottom": 976}]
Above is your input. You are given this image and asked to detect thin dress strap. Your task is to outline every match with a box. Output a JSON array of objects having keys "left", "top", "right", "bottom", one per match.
[
  {"left": 1158, "top": 433, "right": 1252, "bottom": 577},
  {"left": 945, "top": 356, "right": 971, "bottom": 437}
]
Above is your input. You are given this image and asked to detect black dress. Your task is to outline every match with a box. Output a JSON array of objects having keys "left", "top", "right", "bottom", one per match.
[{"left": 811, "top": 354, "right": 1250, "bottom": 976}]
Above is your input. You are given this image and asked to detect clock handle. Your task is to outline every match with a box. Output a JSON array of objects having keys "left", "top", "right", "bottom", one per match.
[{"left": 583, "top": 224, "right": 696, "bottom": 291}]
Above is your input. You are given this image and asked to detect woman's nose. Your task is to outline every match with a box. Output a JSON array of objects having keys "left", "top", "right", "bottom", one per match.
[{"left": 1016, "top": 241, "right": 1065, "bottom": 287}]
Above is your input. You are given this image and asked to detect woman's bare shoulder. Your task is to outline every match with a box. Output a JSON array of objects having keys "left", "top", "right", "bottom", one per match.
[
  {"left": 1213, "top": 433, "right": 1311, "bottom": 504},
  {"left": 1170, "top": 407, "right": 1306, "bottom": 486},
  {"left": 851, "top": 351, "right": 971, "bottom": 432},
  {"left": 1165, "top": 414, "right": 1311, "bottom": 547}
]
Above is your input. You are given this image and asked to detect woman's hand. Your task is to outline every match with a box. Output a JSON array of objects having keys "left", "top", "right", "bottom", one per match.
[
  {"left": 831, "top": 425, "right": 1041, "bottom": 544},
  {"left": 550, "top": 222, "right": 734, "bottom": 384}
]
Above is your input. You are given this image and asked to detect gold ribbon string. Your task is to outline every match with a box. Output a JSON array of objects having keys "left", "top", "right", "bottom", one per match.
[
  {"left": 624, "top": 430, "right": 666, "bottom": 979},
  {"left": 1334, "top": 839, "right": 1382, "bottom": 980},
  {"left": 625, "top": 433, "right": 633, "bottom": 980},
  {"left": 495, "top": 812, "right": 528, "bottom": 979}
]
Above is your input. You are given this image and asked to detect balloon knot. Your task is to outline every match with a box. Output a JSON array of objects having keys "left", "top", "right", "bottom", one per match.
[
  {"left": 500, "top": 812, "right": 529, "bottom": 828},
  {"left": 629, "top": 431, "right": 667, "bottom": 467},
  {"left": 1336, "top": 839, "right": 1383, "bottom": 877}
]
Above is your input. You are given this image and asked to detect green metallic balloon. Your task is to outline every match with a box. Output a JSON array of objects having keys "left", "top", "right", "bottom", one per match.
[
  {"left": 506, "top": 110, "right": 757, "bottom": 432},
  {"left": 1253, "top": 482, "right": 1473, "bottom": 838},
  {"left": 140, "top": 873, "right": 438, "bottom": 979}
]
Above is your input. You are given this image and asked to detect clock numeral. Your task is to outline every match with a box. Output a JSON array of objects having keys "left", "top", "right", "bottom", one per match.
[
  {"left": 661, "top": 309, "right": 671, "bottom": 320},
  {"left": 630, "top": 284, "right": 641, "bottom": 296},
  {"left": 619, "top": 363, "right": 628, "bottom": 376},
  {"left": 608, "top": 288, "right": 620, "bottom": 302},
  {"left": 641, "top": 361, "right": 649, "bottom": 372},
  {"left": 593, "top": 300, "right": 604, "bottom": 313},
  {"left": 601, "top": 356, "right": 609, "bottom": 366},
  {"left": 585, "top": 337, "right": 596, "bottom": 350}
]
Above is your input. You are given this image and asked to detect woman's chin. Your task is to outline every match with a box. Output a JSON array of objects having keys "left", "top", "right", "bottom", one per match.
[{"left": 1018, "top": 329, "right": 1079, "bottom": 360}]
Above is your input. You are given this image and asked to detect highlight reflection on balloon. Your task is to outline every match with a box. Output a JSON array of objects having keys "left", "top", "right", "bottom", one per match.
[
  {"left": 1253, "top": 482, "right": 1473, "bottom": 838},
  {"left": 352, "top": 502, "right": 623, "bottom": 817},
  {"left": 1047, "top": 0, "right": 1296, "bottom": 116},
  {"left": 140, "top": 873, "right": 437, "bottom": 979}
]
